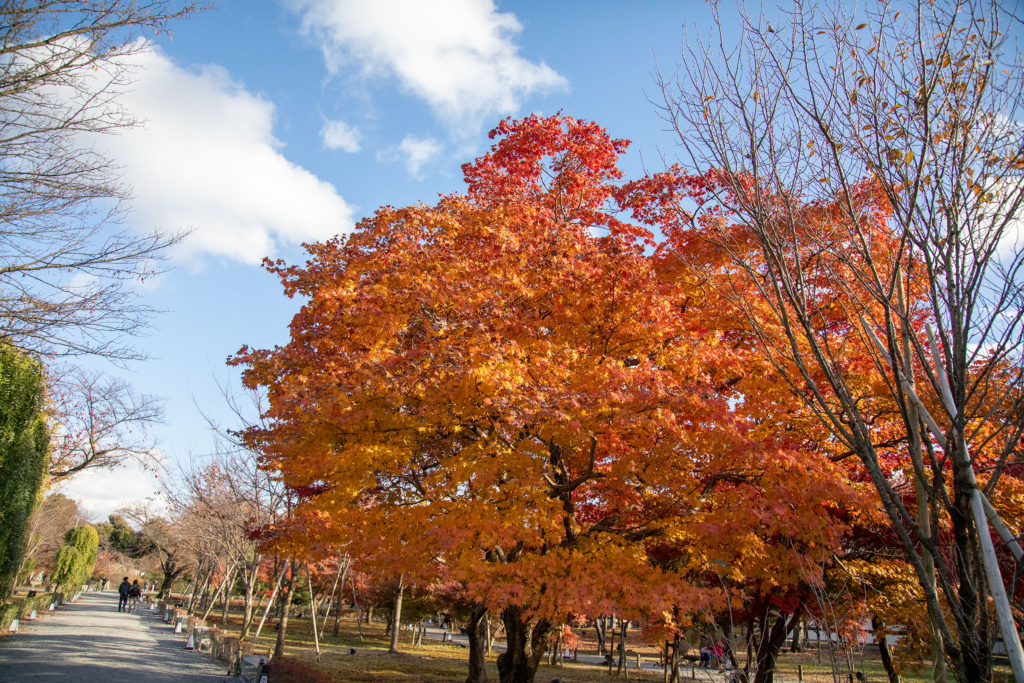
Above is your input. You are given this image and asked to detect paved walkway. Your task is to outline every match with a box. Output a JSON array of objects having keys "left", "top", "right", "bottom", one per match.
[{"left": 0, "top": 591, "right": 228, "bottom": 682}]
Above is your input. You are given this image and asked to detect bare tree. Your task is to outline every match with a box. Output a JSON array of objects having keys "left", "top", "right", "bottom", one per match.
[
  {"left": 48, "top": 366, "right": 163, "bottom": 479},
  {"left": 118, "top": 501, "right": 189, "bottom": 599},
  {"left": 0, "top": 1, "right": 206, "bottom": 360},
  {"left": 652, "top": 1, "right": 1024, "bottom": 682},
  {"left": 16, "top": 492, "right": 84, "bottom": 581}
]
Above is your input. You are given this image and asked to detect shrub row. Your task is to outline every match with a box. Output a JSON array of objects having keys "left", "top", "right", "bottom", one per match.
[{"left": 0, "top": 592, "right": 58, "bottom": 630}]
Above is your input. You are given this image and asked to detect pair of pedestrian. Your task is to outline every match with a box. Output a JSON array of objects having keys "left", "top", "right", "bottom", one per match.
[{"left": 117, "top": 577, "right": 142, "bottom": 612}]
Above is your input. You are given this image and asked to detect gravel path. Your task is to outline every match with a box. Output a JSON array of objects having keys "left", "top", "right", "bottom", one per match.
[{"left": 0, "top": 591, "right": 229, "bottom": 682}]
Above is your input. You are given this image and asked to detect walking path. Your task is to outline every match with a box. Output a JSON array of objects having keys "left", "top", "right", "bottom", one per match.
[{"left": 0, "top": 591, "right": 227, "bottom": 682}]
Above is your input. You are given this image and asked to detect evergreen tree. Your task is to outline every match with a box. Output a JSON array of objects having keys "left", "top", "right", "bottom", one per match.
[{"left": 0, "top": 344, "right": 50, "bottom": 600}]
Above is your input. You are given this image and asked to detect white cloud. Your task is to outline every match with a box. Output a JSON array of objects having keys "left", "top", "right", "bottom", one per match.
[
  {"left": 291, "top": 0, "right": 567, "bottom": 136},
  {"left": 58, "top": 459, "right": 166, "bottom": 522},
  {"left": 321, "top": 118, "right": 362, "bottom": 152},
  {"left": 104, "top": 45, "right": 355, "bottom": 265},
  {"left": 382, "top": 134, "right": 443, "bottom": 179}
]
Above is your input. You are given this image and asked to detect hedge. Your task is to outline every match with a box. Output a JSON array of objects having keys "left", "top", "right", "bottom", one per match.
[{"left": 0, "top": 591, "right": 58, "bottom": 631}]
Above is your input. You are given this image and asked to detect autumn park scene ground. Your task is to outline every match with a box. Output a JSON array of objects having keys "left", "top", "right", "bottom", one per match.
[{"left": 1, "top": 2, "right": 1024, "bottom": 683}]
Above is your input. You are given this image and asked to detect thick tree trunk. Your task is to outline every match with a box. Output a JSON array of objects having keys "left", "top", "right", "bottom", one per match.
[
  {"left": 617, "top": 621, "right": 628, "bottom": 675},
  {"left": 496, "top": 605, "right": 551, "bottom": 683},
  {"left": 597, "top": 616, "right": 606, "bottom": 654},
  {"left": 466, "top": 602, "right": 489, "bottom": 683},
  {"left": 752, "top": 606, "right": 803, "bottom": 683},
  {"left": 389, "top": 575, "right": 404, "bottom": 654},
  {"left": 158, "top": 560, "right": 183, "bottom": 600},
  {"left": 873, "top": 616, "right": 899, "bottom": 683},
  {"left": 273, "top": 560, "right": 296, "bottom": 659},
  {"left": 951, "top": 472, "right": 990, "bottom": 683}
]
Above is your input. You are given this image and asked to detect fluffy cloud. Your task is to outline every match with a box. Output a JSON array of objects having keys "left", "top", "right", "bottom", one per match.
[
  {"left": 321, "top": 118, "right": 362, "bottom": 152},
  {"left": 396, "top": 134, "right": 443, "bottom": 178},
  {"left": 104, "top": 46, "right": 355, "bottom": 264},
  {"left": 58, "top": 458, "right": 166, "bottom": 521},
  {"left": 291, "top": 0, "right": 567, "bottom": 136}
]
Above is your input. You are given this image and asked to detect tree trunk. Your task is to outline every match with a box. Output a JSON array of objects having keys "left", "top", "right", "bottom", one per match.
[
  {"left": 466, "top": 601, "right": 489, "bottom": 683},
  {"left": 618, "top": 621, "right": 629, "bottom": 676},
  {"left": 485, "top": 611, "right": 494, "bottom": 652},
  {"left": 273, "top": 559, "right": 296, "bottom": 660},
  {"left": 242, "top": 582, "right": 265, "bottom": 640},
  {"left": 158, "top": 560, "right": 183, "bottom": 600},
  {"left": 389, "top": 574, "right": 404, "bottom": 654},
  {"left": 187, "top": 567, "right": 211, "bottom": 613},
  {"left": 351, "top": 574, "right": 364, "bottom": 641},
  {"left": 240, "top": 563, "right": 256, "bottom": 636},
  {"left": 752, "top": 605, "right": 803, "bottom": 683},
  {"left": 332, "top": 557, "right": 350, "bottom": 638},
  {"left": 496, "top": 605, "right": 551, "bottom": 683},
  {"left": 597, "top": 616, "right": 607, "bottom": 654},
  {"left": 873, "top": 616, "right": 899, "bottom": 683},
  {"left": 202, "top": 565, "right": 236, "bottom": 622},
  {"left": 790, "top": 618, "right": 803, "bottom": 653},
  {"left": 220, "top": 569, "right": 234, "bottom": 626}
]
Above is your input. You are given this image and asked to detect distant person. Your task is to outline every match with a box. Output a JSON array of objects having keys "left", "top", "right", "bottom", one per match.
[
  {"left": 117, "top": 577, "right": 131, "bottom": 612},
  {"left": 128, "top": 580, "right": 141, "bottom": 612},
  {"left": 101, "top": 578, "right": 108, "bottom": 592}
]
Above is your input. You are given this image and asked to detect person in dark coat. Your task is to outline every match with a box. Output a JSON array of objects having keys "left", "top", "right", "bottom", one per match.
[
  {"left": 117, "top": 577, "right": 131, "bottom": 611},
  {"left": 128, "top": 580, "right": 141, "bottom": 612}
]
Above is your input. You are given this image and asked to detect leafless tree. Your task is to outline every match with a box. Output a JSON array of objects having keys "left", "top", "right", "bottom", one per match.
[
  {"left": 654, "top": 1, "right": 1024, "bottom": 681},
  {"left": 161, "top": 377, "right": 288, "bottom": 634},
  {"left": 47, "top": 366, "right": 163, "bottom": 479},
  {"left": 0, "top": 1, "right": 206, "bottom": 360},
  {"left": 118, "top": 501, "right": 190, "bottom": 599},
  {"left": 17, "top": 492, "right": 85, "bottom": 580}
]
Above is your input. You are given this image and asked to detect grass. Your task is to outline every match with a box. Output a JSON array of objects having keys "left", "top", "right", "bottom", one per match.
[{"left": 200, "top": 605, "right": 1013, "bottom": 683}]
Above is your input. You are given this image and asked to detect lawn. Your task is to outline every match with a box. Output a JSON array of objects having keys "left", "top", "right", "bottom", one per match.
[{"left": 206, "top": 608, "right": 1012, "bottom": 683}]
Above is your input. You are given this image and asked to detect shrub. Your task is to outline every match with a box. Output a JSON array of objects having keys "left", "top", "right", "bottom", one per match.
[{"left": 268, "top": 657, "right": 334, "bottom": 683}]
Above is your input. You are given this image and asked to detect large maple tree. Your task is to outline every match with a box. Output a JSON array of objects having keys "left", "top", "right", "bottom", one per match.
[{"left": 233, "top": 115, "right": 876, "bottom": 683}]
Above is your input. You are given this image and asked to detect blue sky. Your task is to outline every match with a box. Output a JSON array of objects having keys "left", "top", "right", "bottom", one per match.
[{"left": 61, "top": 0, "right": 729, "bottom": 517}]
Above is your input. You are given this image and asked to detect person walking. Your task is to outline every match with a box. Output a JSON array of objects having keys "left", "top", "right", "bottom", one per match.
[
  {"left": 128, "top": 580, "right": 141, "bottom": 612},
  {"left": 117, "top": 577, "right": 131, "bottom": 612}
]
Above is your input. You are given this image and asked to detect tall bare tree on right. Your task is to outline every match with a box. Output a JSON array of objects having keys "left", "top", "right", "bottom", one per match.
[{"left": 651, "top": 1, "right": 1024, "bottom": 682}]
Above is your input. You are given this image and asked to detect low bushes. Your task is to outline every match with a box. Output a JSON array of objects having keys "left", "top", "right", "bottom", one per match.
[{"left": 0, "top": 592, "right": 57, "bottom": 630}]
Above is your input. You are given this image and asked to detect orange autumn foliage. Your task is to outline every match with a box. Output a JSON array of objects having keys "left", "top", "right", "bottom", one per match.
[{"left": 233, "top": 115, "right": 882, "bottom": 683}]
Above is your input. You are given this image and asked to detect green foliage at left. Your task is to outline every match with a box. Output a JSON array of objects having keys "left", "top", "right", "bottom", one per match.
[
  {"left": 51, "top": 525, "right": 99, "bottom": 592},
  {"left": 0, "top": 344, "right": 50, "bottom": 601}
]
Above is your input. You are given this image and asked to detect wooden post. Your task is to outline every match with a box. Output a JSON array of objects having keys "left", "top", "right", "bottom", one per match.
[
  {"left": 798, "top": 665, "right": 803, "bottom": 682},
  {"left": 307, "top": 568, "right": 320, "bottom": 660},
  {"left": 250, "top": 562, "right": 287, "bottom": 643},
  {"left": 923, "top": 325, "right": 1024, "bottom": 683},
  {"left": 865, "top": 320, "right": 1024, "bottom": 683}
]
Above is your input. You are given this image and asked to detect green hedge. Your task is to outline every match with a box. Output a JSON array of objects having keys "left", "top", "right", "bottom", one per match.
[{"left": 0, "top": 592, "right": 58, "bottom": 631}]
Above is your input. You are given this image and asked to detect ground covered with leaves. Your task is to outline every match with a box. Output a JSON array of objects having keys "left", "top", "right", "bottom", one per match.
[{"left": 211, "top": 611, "right": 1004, "bottom": 683}]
